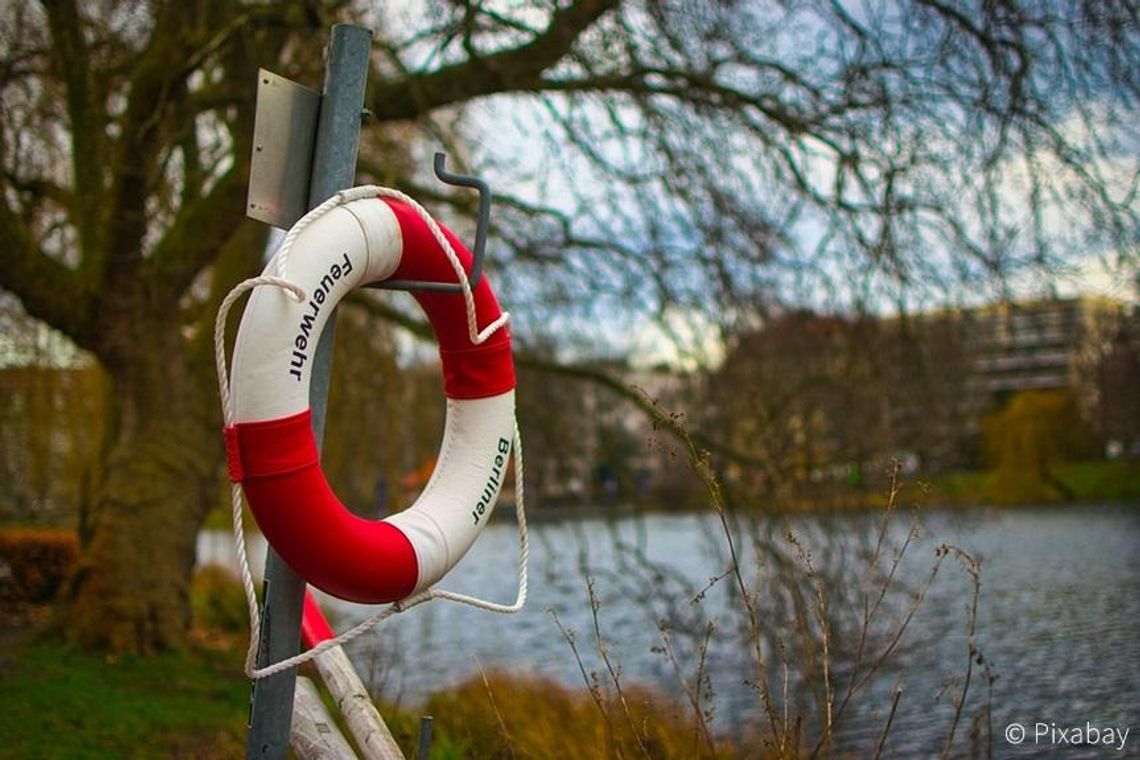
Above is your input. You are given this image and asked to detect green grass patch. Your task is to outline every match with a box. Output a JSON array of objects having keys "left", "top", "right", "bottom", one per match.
[
  {"left": 922, "top": 469, "right": 988, "bottom": 505},
  {"left": 0, "top": 636, "right": 247, "bottom": 759},
  {"left": 0, "top": 637, "right": 754, "bottom": 758},
  {"left": 1057, "top": 459, "right": 1140, "bottom": 501},
  {"left": 921, "top": 459, "right": 1140, "bottom": 507}
]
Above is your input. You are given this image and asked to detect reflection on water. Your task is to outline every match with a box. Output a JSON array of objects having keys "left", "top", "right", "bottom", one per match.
[{"left": 198, "top": 503, "right": 1140, "bottom": 755}]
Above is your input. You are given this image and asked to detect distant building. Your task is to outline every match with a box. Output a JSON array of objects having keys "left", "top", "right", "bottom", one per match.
[
  {"left": 964, "top": 297, "right": 1127, "bottom": 398},
  {"left": 959, "top": 298, "right": 1138, "bottom": 458}
]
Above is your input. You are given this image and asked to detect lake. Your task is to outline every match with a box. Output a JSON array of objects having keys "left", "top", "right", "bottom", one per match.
[{"left": 198, "top": 503, "right": 1140, "bottom": 756}]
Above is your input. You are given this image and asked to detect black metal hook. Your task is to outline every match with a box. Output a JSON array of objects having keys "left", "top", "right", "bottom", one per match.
[{"left": 369, "top": 152, "right": 490, "bottom": 293}]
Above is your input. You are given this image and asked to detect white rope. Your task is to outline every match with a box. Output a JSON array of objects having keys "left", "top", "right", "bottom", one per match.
[
  {"left": 212, "top": 188, "right": 526, "bottom": 680},
  {"left": 214, "top": 275, "right": 306, "bottom": 428},
  {"left": 214, "top": 275, "right": 306, "bottom": 675},
  {"left": 272, "top": 193, "right": 345, "bottom": 278}
]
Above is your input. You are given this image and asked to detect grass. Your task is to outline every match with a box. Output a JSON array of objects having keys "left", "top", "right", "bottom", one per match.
[
  {"left": 921, "top": 458, "right": 1140, "bottom": 507},
  {"left": 0, "top": 635, "right": 248, "bottom": 759},
  {"left": 1060, "top": 459, "right": 1140, "bottom": 501},
  {"left": 0, "top": 631, "right": 742, "bottom": 760}
]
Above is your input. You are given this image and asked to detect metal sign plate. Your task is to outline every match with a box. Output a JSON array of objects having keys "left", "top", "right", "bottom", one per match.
[{"left": 247, "top": 69, "right": 320, "bottom": 229}]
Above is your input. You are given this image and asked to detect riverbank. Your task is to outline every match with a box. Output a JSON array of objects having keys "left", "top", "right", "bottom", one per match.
[
  {"left": 918, "top": 458, "right": 1140, "bottom": 508},
  {"left": 0, "top": 566, "right": 737, "bottom": 758},
  {"left": 729, "top": 458, "right": 1139, "bottom": 513},
  {"left": 491, "top": 458, "right": 1140, "bottom": 518},
  {"left": 11, "top": 458, "right": 1139, "bottom": 541},
  {"left": 0, "top": 630, "right": 741, "bottom": 759}
]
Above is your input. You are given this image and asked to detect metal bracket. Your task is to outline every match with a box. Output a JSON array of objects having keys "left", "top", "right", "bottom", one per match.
[
  {"left": 247, "top": 69, "right": 321, "bottom": 229},
  {"left": 367, "top": 152, "right": 490, "bottom": 293}
]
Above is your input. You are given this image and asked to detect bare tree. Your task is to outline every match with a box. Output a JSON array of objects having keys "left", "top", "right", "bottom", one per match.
[
  {"left": 397, "top": 0, "right": 1138, "bottom": 323},
  {"left": 0, "top": 0, "right": 320, "bottom": 651},
  {"left": 708, "top": 305, "right": 980, "bottom": 509},
  {"left": 0, "top": 0, "right": 1135, "bottom": 653}
]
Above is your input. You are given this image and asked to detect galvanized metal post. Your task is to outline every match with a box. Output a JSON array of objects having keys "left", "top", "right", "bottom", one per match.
[{"left": 246, "top": 24, "right": 373, "bottom": 759}]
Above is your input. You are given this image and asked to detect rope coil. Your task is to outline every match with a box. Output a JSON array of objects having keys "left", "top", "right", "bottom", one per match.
[{"left": 213, "top": 190, "right": 527, "bottom": 679}]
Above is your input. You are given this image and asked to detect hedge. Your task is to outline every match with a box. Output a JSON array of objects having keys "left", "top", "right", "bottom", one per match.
[{"left": 0, "top": 529, "right": 78, "bottom": 604}]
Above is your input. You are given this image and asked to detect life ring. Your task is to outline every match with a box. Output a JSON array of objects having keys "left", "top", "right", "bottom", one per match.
[{"left": 223, "top": 195, "right": 515, "bottom": 604}]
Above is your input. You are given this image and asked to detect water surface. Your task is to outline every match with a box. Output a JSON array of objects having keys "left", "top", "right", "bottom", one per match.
[{"left": 199, "top": 503, "right": 1140, "bottom": 755}]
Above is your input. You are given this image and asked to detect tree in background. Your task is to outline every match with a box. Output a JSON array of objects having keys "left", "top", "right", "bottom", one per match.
[
  {"left": 980, "top": 389, "right": 1098, "bottom": 503},
  {"left": 0, "top": 0, "right": 1136, "bottom": 653},
  {"left": 321, "top": 306, "right": 449, "bottom": 517},
  {"left": 708, "top": 308, "right": 974, "bottom": 506},
  {"left": 0, "top": 1, "right": 324, "bottom": 652},
  {"left": 713, "top": 311, "right": 880, "bottom": 505},
  {"left": 0, "top": 299, "right": 101, "bottom": 522},
  {"left": 515, "top": 356, "right": 595, "bottom": 506}
]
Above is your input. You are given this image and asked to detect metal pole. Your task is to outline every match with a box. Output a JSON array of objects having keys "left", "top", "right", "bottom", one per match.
[
  {"left": 246, "top": 24, "right": 373, "bottom": 759},
  {"left": 416, "top": 716, "right": 434, "bottom": 760}
]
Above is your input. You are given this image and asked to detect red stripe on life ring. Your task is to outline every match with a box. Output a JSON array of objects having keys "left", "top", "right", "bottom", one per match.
[
  {"left": 228, "top": 410, "right": 419, "bottom": 604},
  {"left": 301, "top": 590, "right": 336, "bottom": 648},
  {"left": 384, "top": 199, "right": 516, "bottom": 400}
]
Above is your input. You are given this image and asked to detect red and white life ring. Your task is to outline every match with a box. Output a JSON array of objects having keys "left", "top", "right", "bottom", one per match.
[{"left": 223, "top": 196, "right": 515, "bottom": 604}]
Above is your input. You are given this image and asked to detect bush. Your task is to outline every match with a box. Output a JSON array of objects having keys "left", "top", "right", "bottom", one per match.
[
  {"left": 0, "top": 528, "right": 78, "bottom": 604},
  {"left": 423, "top": 670, "right": 738, "bottom": 760},
  {"left": 190, "top": 564, "right": 249, "bottom": 634}
]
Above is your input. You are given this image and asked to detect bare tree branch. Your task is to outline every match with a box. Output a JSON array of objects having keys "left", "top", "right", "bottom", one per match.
[
  {"left": 146, "top": 164, "right": 250, "bottom": 300},
  {"left": 370, "top": 0, "right": 619, "bottom": 120},
  {"left": 0, "top": 198, "right": 93, "bottom": 350},
  {"left": 40, "top": 0, "right": 104, "bottom": 255}
]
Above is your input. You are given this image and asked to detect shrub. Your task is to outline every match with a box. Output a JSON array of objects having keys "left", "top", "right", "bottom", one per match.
[
  {"left": 191, "top": 564, "right": 249, "bottom": 634},
  {"left": 424, "top": 670, "right": 738, "bottom": 760},
  {"left": 0, "top": 528, "right": 78, "bottom": 604}
]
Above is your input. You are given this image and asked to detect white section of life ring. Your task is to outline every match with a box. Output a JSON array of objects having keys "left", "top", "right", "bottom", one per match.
[
  {"left": 229, "top": 202, "right": 402, "bottom": 423},
  {"left": 386, "top": 393, "right": 515, "bottom": 592}
]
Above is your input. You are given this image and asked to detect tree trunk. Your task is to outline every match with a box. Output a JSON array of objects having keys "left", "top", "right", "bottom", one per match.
[{"left": 65, "top": 312, "right": 219, "bottom": 654}]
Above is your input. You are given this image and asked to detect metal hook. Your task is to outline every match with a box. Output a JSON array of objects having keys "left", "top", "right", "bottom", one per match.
[{"left": 369, "top": 151, "right": 490, "bottom": 292}]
